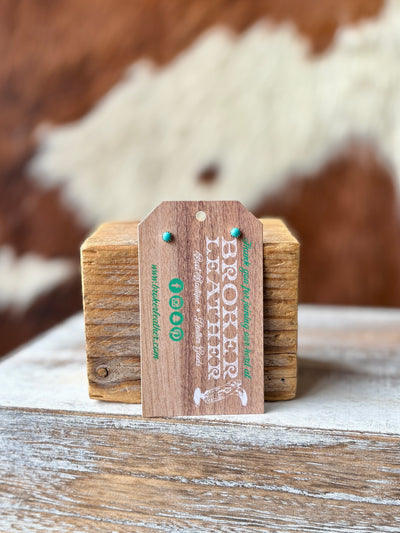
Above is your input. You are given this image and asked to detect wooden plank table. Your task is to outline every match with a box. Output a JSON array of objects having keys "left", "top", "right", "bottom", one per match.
[{"left": 0, "top": 305, "right": 399, "bottom": 532}]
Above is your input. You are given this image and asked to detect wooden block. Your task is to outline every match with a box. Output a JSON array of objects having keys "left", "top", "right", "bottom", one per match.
[{"left": 81, "top": 218, "right": 299, "bottom": 403}]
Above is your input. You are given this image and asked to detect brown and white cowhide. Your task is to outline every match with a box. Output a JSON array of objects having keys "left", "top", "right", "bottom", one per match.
[{"left": 2, "top": 0, "right": 399, "bottom": 357}]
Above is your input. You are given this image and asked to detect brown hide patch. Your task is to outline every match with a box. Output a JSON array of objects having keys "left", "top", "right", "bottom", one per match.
[
  {"left": 0, "top": 0, "right": 384, "bottom": 257},
  {"left": 255, "top": 143, "right": 400, "bottom": 307},
  {"left": 0, "top": 273, "right": 82, "bottom": 358},
  {"left": 0, "top": 161, "right": 88, "bottom": 258},
  {"left": 0, "top": 0, "right": 386, "bottom": 357}
]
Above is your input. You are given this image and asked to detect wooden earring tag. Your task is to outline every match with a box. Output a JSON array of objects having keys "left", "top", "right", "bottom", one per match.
[{"left": 138, "top": 201, "right": 264, "bottom": 417}]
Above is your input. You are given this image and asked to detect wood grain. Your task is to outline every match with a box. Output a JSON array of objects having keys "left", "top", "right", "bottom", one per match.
[
  {"left": 1, "top": 305, "right": 400, "bottom": 531},
  {"left": 0, "top": 408, "right": 399, "bottom": 533},
  {"left": 139, "top": 201, "right": 264, "bottom": 416},
  {"left": 81, "top": 218, "right": 299, "bottom": 404}
]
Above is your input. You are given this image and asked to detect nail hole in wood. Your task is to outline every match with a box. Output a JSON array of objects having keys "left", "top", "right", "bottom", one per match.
[{"left": 96, "top": 366, "right": 109, "bottom": 378}]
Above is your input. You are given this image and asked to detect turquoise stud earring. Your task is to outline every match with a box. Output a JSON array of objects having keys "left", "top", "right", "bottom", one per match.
[
  {"left": 230, "top": 227, "right": 241, "bottom": 238},
  {"left": 162, "top": 231, "right": 173, "bottom": 242}
]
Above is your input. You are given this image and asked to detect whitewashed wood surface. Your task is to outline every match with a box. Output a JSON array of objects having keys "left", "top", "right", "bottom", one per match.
[
  {"left": 1, "top": 305, "right": 400, "bottom": 532},
  {"left": 1, "top": 305, "right": 399, "bottom": 433}
]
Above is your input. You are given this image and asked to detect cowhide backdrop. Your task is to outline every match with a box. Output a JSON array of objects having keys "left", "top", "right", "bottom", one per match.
[{"left": 2, "top": 0, "right": 399, "bottom": 357}]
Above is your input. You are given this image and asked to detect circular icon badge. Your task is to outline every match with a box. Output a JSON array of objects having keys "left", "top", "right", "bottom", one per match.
[
  {"left": 169, "top": 311, "right": 184, "bottom": 326},
  {"left": 169, "top": 326, "right": 184, "bottom": 341},
  {"left": 169, "top": 278, "right": 184, "bottom": 293},
  {"left": 169, "top": 295, "right": 183, "bottom": 310}
]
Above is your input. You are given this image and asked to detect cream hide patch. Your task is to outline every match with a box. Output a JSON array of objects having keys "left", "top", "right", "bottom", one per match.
[
  {"left": 0, "top": 246, "right": 77, "bottom": 311},
  {"left": 30, "top": 0, "right": 400, "bottom": 227}
]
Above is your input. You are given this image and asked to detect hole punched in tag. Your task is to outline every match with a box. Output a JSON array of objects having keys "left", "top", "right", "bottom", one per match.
[{"left": 196, "top": 211, "right": 207, "bottom": 222}]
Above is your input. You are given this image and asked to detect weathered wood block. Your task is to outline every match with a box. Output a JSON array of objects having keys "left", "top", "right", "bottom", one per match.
[{"left": 81, "top": 218, "right": 299, "bottom": 403}]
